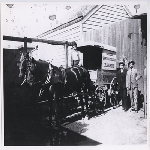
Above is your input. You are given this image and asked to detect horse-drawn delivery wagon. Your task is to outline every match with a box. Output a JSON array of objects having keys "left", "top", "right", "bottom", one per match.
[
  {"left": 4, "top": 35, "right": 118, "bottom": 128},
  {"left": 77, "top": 41, "right": 118, "bottom": 109}
]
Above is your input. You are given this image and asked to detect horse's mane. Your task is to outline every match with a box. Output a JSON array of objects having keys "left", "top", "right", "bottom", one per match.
[
  {"left": 34, "top": 58, "right": 62, "bottom": 74},
  {"left": 51, "top": 64, "right": 61, "bottom": 71},
  {"left": 32, "top": 59, "right": 49, "bottom": 75},
  {"left": 36, "top": 59, "right": 49, "bottom": 66}
]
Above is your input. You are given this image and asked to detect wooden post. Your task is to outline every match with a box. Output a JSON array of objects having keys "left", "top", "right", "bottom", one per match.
[
  {"left": 24, "top": 37, "right": 27, "bottom": 53},
  {"left": 24, "top": 37, "right": 27, "bottom": 86},
  {"left": 65, "top": 41, "right": 68, "bottom": 69},
  {"left": 144, "top": 66, "right": 147, "bottom": 118},
  {"left": 143, "top": 45, "right": 147, "bottom": 118}
]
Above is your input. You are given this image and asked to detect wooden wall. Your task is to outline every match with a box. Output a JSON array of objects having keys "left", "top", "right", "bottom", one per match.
[
  {"left": 36, "top": 5, "right": 131, "bottom": 68},
  {"left": 83, "top": 4, "right": 130, "bottom": 32},
  {"left": 83, "top": 19, "right": 146, "bottom": 94},
  {"left": 38, "top": 22, "right": 82, "bottom": 68}
]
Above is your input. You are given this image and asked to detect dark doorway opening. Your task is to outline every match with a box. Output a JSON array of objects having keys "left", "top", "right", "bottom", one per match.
[{"left": 78, "top": 46, "right": 102, "bottom": 70}]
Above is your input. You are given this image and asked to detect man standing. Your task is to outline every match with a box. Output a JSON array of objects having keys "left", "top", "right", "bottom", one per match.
[
  {"left": 116, "top": 60, "right": 128, "bottom": 111},
  {"left": 126, "top": 60, "right": 142, "bottom": 112},
  {"left": 71, "top": 42, "right": 80, "bottom": 67}
]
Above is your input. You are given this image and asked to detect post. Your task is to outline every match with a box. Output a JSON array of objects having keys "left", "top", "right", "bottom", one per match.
[
  {"left": 24, "top": 37, "right": 27, "bottom": 85},
  {"left": 144, "top": 55, "right": 147, "bottom": 118},
  {"left": 65, "top": 41, "right": 68, "bottom": 69},
  {"left": 24, "top": 37, "right": 27, "bottom": 53}
]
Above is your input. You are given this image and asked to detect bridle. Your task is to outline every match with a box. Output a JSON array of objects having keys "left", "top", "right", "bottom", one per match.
[{"left": 24, "top": 59, "right": 53, "bottom": 86}]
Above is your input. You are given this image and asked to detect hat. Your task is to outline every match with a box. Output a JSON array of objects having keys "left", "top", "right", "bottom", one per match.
[
  {"left": 72, "top": 41, "right": 77, "bottom": 46},
  {"left": 128, "top": 60, "right": 135, "bottom": 66}
]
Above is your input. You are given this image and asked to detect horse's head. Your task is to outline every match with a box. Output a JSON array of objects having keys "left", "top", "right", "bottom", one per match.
[
  {"left": 18, "top": 52, "right": 64, "bottom": 87},
  {"left": 17, "top": 53, "right": 25, "bottom": 78},
  {"left": 18, "top": 53, "right": 36, "bottom": 86},
  {"left": 49, "top": 64, "right": 65, "bottom": 84},
  {"left": 25, "top": 59, "right": 36, "bottom": 86}
]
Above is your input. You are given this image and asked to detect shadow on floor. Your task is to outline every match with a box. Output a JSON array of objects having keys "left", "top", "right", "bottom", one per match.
[{"left": 4, "top": 102, "right": 101, "bottom": 146}]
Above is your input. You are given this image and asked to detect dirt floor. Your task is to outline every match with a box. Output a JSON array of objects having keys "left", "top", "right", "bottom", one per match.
[
  {"left": 4, "top": 100, "right": 147, "bottom": 146},
  {"left": 63, "top": 106, "right": 147, "bottom": 145}
]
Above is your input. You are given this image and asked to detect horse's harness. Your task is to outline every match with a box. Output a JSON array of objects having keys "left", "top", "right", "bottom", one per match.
[{"left": 19, "top": 57, "right": 89, "bottom": 99}]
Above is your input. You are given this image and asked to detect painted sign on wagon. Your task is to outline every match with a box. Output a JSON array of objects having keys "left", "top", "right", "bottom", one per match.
[{"left": 102, "top": 53, "right": 116, "bottom": 70}]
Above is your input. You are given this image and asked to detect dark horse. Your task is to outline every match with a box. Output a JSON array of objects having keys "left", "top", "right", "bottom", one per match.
[
  {"left": 109, "top": 77, "right": 119, "bottom": 108},
  {"left": 18, "top": 52, "right": 91, "bottom": 127}
]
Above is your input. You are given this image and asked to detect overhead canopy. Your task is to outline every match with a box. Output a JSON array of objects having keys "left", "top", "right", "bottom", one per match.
[{"left": 77, "top": 41, "right": 116, "bottom": 52}]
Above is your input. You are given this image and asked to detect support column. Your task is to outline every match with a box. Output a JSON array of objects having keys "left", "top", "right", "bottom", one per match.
[
  {"left": 24, "top": 37, "right": 28, "bottom": 86},
  {"left": 24, "top": 37, "right": 27, "bottom": 53},
  {"left": 65, "top": 41, "right": 68, "bottom": 69}
]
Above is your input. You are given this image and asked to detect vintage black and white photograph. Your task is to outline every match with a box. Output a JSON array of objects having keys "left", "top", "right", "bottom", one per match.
[{"left": 2, "top": 1, "right": 148, "bottom": 147}]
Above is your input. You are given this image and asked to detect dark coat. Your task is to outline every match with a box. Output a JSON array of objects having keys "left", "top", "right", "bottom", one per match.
[{"left": 116, "top": 69, "right": 127, "bottom": 90}]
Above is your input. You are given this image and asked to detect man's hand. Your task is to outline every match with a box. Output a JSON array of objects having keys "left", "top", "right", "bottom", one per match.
[{"left": 136, "top": 74, "right": 142, "bottom": 81}]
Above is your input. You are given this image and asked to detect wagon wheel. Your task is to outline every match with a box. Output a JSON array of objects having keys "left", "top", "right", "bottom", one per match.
[
  {"left": 95, "top": 86, "right": 106, "bottom": 113},
  {"left": 102, "top": 87, "right": 107, "bottom": 108},
  {"left": 62, "top": 96, "right": 76, "bottom": 115}
]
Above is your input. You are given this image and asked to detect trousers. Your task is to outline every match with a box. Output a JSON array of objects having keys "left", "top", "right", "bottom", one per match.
[
  {"left": 119, "top": 88, "right": 127, "bottom": 110},
  {"left": 128, "top": 86, "right": 138, "bottom": 110}
]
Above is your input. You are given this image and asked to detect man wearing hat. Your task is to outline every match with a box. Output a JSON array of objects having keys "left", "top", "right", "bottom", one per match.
[
  {"left": 116, "top": 60, "right": 128, "bottom": 111},
  {"left": 126, "top": 60, "right": 142, "bottom": 112},
  {"left": 71, "top": 42, "right": 80, "bottom": 66}
]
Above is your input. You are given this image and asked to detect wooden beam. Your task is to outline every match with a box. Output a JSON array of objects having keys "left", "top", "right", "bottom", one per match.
[
  {"left": 3, "top": 35, "right": 75, "bottom": 46},
  {"left": 24, "top": 37, "right": 27, "bottom": 53},
  {"left": 31, "top": 38, "right": 66, "bottom": 45},
  {"left": 3, "top": 36, "right": 27, "bottom": 42}
]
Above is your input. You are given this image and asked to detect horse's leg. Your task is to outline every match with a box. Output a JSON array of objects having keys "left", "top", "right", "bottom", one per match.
[
  {"left": 48, "top": 96, "right": 53, "bottom": 127},
  {"left": 38, "top": 102, "right": 42, "bottom": 122},
  {"left": 53, "top": 91, "right": 58, "bottom": 127},
  {"left": 47, "top": 85, "right": 54, "bottom": 127},
  {"left": 53, "top": 84, "right": 62, "bottom": 127},
  {"left": 93, "top": 94, "right": 97, "bottom": 114},
  {"left": 84, "top": 89, "right": 89, "bottom": 117},
  {"left": 79, "top": 93, "right": 85, "bottom": 118}
]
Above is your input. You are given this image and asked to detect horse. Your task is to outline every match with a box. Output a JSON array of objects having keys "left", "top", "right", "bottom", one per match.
[
  {"left": 18, "top": 53, "right": 55, "bottom": 116},
  {"left": 18, "top": 52, "right": 91, "bottom": 127},
  {"left": 63, "top": 66, "right": 91, "bottom": 115},
  {"left": 109, "top": 77, "right": 119, "bottom": 108}
]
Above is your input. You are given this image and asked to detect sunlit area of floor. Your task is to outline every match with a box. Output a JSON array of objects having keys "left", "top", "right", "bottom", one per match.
[
  {"left": 63, "top": 106, "right": 147, "bottom": 145},
  {"left": 4, "top": 89, "right": 147, "bottom": 146}
]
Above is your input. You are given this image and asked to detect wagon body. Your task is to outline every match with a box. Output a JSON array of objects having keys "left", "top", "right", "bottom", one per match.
[{"left": 77, "top": 41, "right": 117, "bottom": 108}]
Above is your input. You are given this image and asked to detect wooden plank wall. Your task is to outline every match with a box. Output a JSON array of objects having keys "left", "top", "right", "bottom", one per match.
[
  {"left": 83, "top": 19, "right": 146, "bottom": 95},
  {"left": 83, "top": 4, "right": 130, "bottom": 32},
  {"left": 33, "top": 42, "right": 66, "bottom": 67},
  {"left": 39, "top": 22, "right": 82, "bottom": 68}
]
